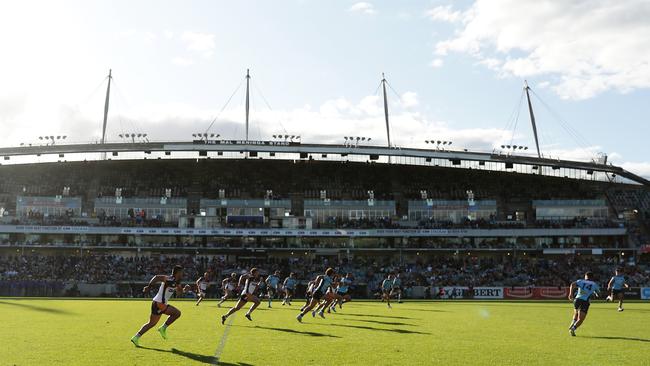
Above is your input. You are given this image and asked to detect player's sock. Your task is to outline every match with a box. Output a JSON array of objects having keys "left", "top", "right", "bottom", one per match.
[{"left": 569, "top": 319, "right": 577, "bottom": 329}]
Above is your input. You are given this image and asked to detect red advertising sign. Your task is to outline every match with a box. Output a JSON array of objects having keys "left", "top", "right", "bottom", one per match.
[{"left": 504, "top": 287, "right": 569, "bottom": 299}]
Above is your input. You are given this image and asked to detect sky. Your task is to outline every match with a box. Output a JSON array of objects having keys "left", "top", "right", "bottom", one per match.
[{"left": 0, "top": 0, "right": 648, "bottom": 177}]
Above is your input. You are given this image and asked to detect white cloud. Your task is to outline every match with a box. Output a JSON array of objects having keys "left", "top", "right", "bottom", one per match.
[
  {"left": 180, "top": 31, "right": 216, "bottom": 57},
  {"left": 349, "top": 2, "right": 376, "bottom": 15},
  {"left": 621, "top": 162, "right": 650, "bottom": 179},
  {"left": 425, "top": 5, "right": 461, "bottom": 22},
  {"left": 432, "top": 0, "right": 650, "bottom": 100},
  {"left": 400, "top": 91, "right": 419, "bottom": 108},
  {"left": 171, "top": 57, "right": 194, "bottom": 67},
  {"left": 430, "top": 58, "right": 444, "bottom": 69}
]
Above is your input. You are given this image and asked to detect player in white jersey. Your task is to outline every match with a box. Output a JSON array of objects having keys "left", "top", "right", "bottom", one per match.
[
  {"left": 301, "top": 279, "right": 316, "bottom": 312},
  {"left": 221, "top": 268, "right": 262, "bottom": 324},
  {"left": 130, "top": 265, "right": 191, "bottom": 346},
  {"left": 568, "top": 271, "right": 600, "bottom": 336},
  {"left": 217, "top": 272, "right": 238, "bottom": 308},
  {"left": 391, "top": 273, "right": 403, "bottom": 303},
  {"left": 195, "top": 272, "right": 210, "bottom": 306}
]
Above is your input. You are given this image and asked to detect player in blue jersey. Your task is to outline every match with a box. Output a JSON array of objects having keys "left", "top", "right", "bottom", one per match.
[
  {"left": 266, "top": 270, "right": 281, "bottom": 308},
  {"left": 282, "top": 272, "right": 297, "bottom": 306},
  {"left": 391, "top": 273, "right": 403, "bottom": 303},
  {"left": 381, "top": 274, "right": 394, "bottom": 308},
  {"left": 568, "top": 271, "right": 600, "bottom": 336},
  {"left": 329, "top": 273, "right": 353, "bottom": 312},
  {"left": 296, "top": 268, "right": 335, "bottom": 322},
  {"left": 605, "top": 268, "right": 629, "bottom": 312}
]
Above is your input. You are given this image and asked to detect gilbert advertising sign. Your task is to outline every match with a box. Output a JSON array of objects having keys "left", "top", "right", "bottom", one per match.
[{"left": 436, "top": 287, "right": 503, "bottom": 299}]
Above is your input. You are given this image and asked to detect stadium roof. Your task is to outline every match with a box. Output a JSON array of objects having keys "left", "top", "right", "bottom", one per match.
[{"left": 0, "top": 140, "right": 648, "bottom": 187}]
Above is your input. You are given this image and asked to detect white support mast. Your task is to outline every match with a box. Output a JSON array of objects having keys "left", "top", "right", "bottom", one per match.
[{"left": 245, "top": 69, "right": 251, "bottom": 141}]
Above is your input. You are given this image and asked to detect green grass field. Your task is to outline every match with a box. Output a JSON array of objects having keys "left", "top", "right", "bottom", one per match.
[{"left": 1, "top": 298, "right": 649, "bottom": 365}]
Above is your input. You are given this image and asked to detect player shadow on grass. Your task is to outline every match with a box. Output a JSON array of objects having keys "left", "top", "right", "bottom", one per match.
[
  {"left": 584, "top": 336, "right": 650, "bottom": 343},
  {"left": 137, "top": 346, "right": 254, "bottom": 365},
  {"left": 398, "top": 308, "right": 447, "bottom": 313},
  {"left": 338, "top": 318, "right": 415, "bottom": 327},
  {"left": 329, "top": 323, "right": 430, "bottom": 335},
  {"left": 340, "top": 313, "right": 416, "bottom": 320},
  {"left": 0, "top": 300, "right": 74, "bottom": 315},
  {"left": 238, "top": 325, "right": 341, "bottom": 338}
]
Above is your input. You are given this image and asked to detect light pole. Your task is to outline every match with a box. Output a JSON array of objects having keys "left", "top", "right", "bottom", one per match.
[
  {"left": 38, "top": 135, "right": 67, "bottom": 145},
  {"left": 119, "top": 133, "right": 148, "bottom": 143},
  {"left": 192, "top": 133, "right": 219, "bottom": 142},
  {"left": 500, "top": 144, "right": 529, "bottom": 155},
  {"left": 424, "top": 140, "right": 452, "bottom": 150},
  {"left": 344, "top": 136, "right": 371, "bottom": 147}
]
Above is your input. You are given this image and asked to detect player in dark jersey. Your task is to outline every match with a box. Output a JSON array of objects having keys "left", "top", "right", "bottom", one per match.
[
  {"left": 381, "top": 274, "right": 394, "bottom": 308},
  {"left": 301, "top": 279, "right": 316, "bottom": 312},
  {"left": 296, "top": 268, "right": 336, "bottom": 322},
  {"left": 221, "top": 268, "right": 262, "bottom": 324},
  {"left": 131, "top": 265, "right": 191, "bottom": 346}
]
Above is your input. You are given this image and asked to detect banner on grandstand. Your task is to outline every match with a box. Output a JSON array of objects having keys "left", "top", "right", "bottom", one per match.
[
  {"left": 435, "top": 287, "right": 503, "bottom": 299},
  {"left": 504, "top": 287, "right": 569, "bottom": 300},
  {"left": 623, "top": 288, "right": 641, "bottom": 300},
  {"left": 641, "top": 288, "right": 650, "bottom": 300}
]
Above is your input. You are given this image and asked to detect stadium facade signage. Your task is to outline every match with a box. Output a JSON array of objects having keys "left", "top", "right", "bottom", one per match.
[
  {"left": 195, "top": 139, "right": 293, "bottom": 146},
  {"left": 0, "top": 225, "right": 626, "bottom": 238},
  {"left": 640, "top": 288, "right": 650, "bottom": 300}
]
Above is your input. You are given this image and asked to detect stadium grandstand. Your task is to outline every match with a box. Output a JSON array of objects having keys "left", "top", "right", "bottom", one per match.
[{"left": 0, "top": 71, "right": 649, "bottom": 299}]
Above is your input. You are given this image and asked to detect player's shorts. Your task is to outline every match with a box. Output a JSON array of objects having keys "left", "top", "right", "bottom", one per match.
[
  {"left": 574, "top": 299, "right": 591, "bottom": 313},
  {"left": 151, "top": 301, "right": 168, "bottom": 315},
  {"left": 337, "top": 291, "right": 348, "bottom": 297},
  {"left": 285, "top": 288, "right": 294, "bottom": 296},
  {"left": 612, "top": 289, "right": 624, "bottom": 296},
  {"left": 312, "top": 289, "right": 324, "bottom": 300},
  {"left": 198, "top": 291, "right": 206, "bottom": 297},
  {"left": 392, "top": 286, "right": 402, "bottom": 292},
  {"left": 268, "top": 287, "right": 278, "bottom": 296},
  {"left": 239, "top": 293, "right": 250, "bottom": 303},
  {"left": 382, "top": 289, "right": 391, "bottom": 296}
]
